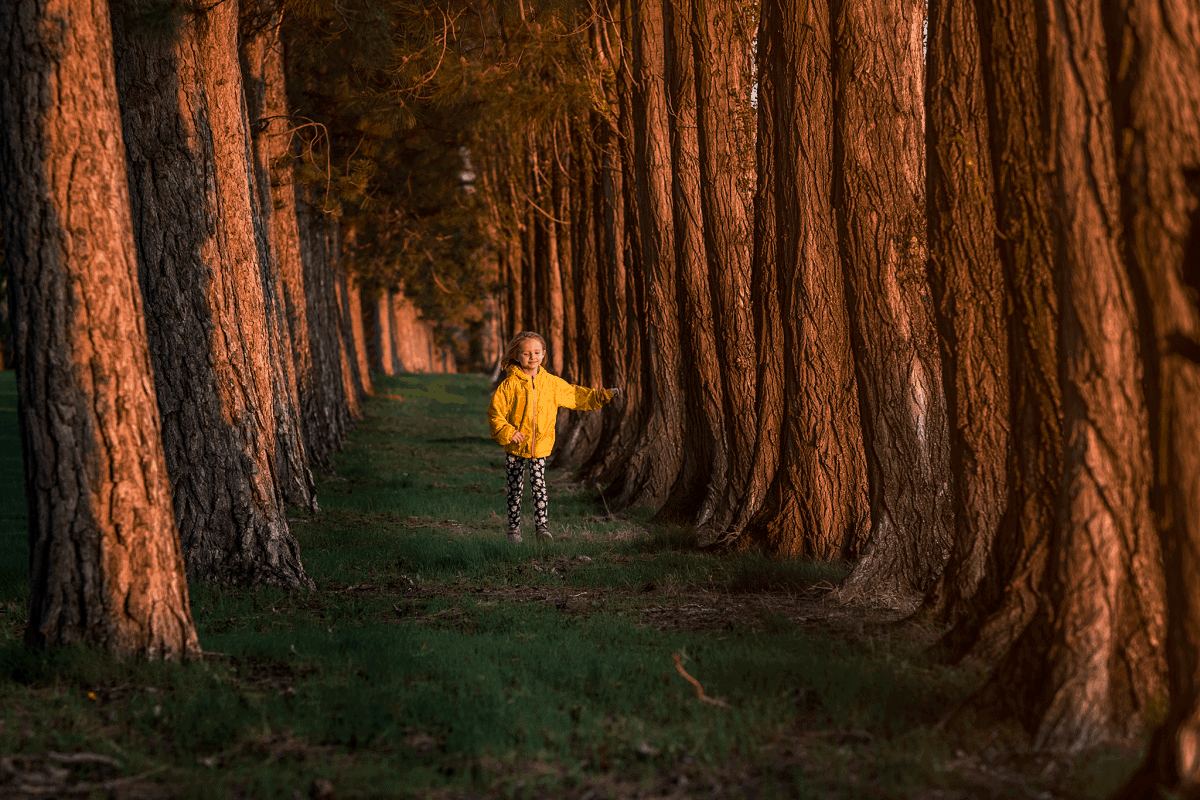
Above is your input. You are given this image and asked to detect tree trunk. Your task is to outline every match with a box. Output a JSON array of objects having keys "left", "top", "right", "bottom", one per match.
[
  {"left": 112, "top": 1, "right": 312, "bottom": 588},
  {"left": 747, "top": 0, "right": 870, "bottom": 559},
  {"left": 297, "top": 192, "right": 352, "bottom": 462},
  {"left": 332, "top": 258, "right": 365, "bottom": 416},
  {"left": 238, "top": 1, "right": 317, "bottom": 512},
  {"left": 366, "top": 289, "right": 397, "bottom": 375},
  {"left": 612, "top": 0, "right": 685, "bottom": 510},
  {"left": 691, "top": 0, "right": 758, "bottom": 537},
  {"left": 655, "top": 0, "right": 727, "bottom": 526},
  {"left": 985, "top": 0, "right": 1166, "bottom": 751},
  {"left": 580, "top": 10, "right": 645, "bottom": 487},
  {"left": 935, "top": 0, "right": 1061, "bottom": 664},
  {"left": 346, "top": 278, "right": 373, "bottom": 395},
  {"left": 0, "top": 0, "right": 201, "bottom": 657},
  {"left": 834, "top": 0, "right": 953, "bottom": 604},
  {"left": 920, "top": 0, "right": 1010, "bottom": 625},
  {"left": 1111, "top": 0, "right": 1200, "bottom": 791},
  {"left": 551, "top": 122, "right": 604, "bottom": 471}
]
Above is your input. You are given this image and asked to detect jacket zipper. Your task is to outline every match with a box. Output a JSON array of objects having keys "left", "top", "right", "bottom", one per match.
[{"left": 529, "top": 374, "right": 537, "bottom": 458}]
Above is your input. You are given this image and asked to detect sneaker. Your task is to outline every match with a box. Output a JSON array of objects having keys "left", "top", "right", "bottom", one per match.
[
  {"left": 507, "top": 529, "right": 523, "bottom": 544},
  {"left": 535, "top": 526, "right": 553, "bottom": 542}
]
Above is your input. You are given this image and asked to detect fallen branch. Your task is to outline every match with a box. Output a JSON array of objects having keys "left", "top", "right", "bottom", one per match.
[
  {"left": 593, "top": 483, "right": 616, "bottom": 521},
  {"left": 47, "top": 752, "right": 121, "bottom": 768},
  {"left": 672, "top": 653, "right": 730, "bottom": 708}
]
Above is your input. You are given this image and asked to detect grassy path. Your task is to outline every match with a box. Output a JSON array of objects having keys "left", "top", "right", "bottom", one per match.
[{"left": 0, "top": 372, "right": 1136, "bottom": 798}]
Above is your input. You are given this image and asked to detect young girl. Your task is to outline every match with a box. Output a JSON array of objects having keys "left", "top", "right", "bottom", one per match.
[{"left": 487, "top": 331, "right": 619, "bottom": 543}]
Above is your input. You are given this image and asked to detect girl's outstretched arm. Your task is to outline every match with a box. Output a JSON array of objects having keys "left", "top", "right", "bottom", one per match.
[{"left": 553, "top": 375, "right": 613, "bottom": 411}]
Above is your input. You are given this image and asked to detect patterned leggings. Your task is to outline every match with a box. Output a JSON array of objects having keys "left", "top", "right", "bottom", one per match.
[{"left": 505, "top": 453, "right": 548, "bottom": 530}]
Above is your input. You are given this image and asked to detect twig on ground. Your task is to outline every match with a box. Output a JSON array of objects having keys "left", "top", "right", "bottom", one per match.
[
  {"left": 593, "top": 483, "right": 616, "bottom": 521},
  {"left": 672, "top": 653, "right": 730, "bottom": 708}
]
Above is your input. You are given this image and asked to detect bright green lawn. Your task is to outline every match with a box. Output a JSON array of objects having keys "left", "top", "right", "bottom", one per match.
[{"left": 0, "top": 371, "right": 1139, "bottom": 798}]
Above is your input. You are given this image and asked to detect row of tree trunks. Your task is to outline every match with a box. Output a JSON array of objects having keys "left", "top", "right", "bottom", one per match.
[
  {"left": 361, "top": 286, "right": 456, "bottom": 375},
  {"left": 0, "top": 0, "right": 200, "bottom": 656},
  {"left": 239, "top": 2, "right": 317, "bottom": 513},
  {"left": 111, "top": 1, "right": 312, "bottom": 588}
]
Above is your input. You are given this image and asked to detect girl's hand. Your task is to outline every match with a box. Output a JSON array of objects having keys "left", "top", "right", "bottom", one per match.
[
  {"left": 607, "top": 387, "right": 621, "bottom": 398},
  {"left": 511, "top": 431, "right": 526, "bottom": 444}
]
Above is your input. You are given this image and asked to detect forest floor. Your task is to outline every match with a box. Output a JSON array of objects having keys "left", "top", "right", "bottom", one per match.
[{"left": 0, "top": 371, "right": 1143, "bottom": 799}]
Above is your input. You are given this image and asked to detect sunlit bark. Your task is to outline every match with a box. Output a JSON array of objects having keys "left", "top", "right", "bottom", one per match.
[{"left": 0, "top": 0, "right": 200, "bottom": 656}]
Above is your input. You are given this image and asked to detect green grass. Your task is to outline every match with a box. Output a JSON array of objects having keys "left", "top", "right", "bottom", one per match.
[{"left": 0, "top": 370, "right": 1142, "bottom": 798}]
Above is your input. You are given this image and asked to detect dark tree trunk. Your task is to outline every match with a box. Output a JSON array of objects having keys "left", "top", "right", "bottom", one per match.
[
  {"left": 612, "top": 0, "right": 686, "bottom": 510},
  {"left": 345, "top": 277, "right": 373, "bottom": 396},
  {"left": 692, "top": 0, "right": 758, "bottom": 538},
  {"left": 552, "top": 122, "right": 604, "bottom": 470},
  {"left": 0, "top": 0, "right": 201, "bottom": 657},
  {"left": 920, "top": 0, "right": 1010, "bottom": 625},
  {"left": 296, "top": 192, "right": 354, "bottom": 463},
  {"left": 986, "top": 0, "right": 1166, "bottom": 751},
  {"left": 112, "top": 0, "right": 312, "bottom": 588},
  {"left": 746, "top": 0, "right": 870, "bottom": 559},
  {"left": 1111, "top": 0, "right": 1200, "bottom": 792},
  {"left": 239, "top": 0, "right": 317, "bottom": 511},
  {"left": 656, "top": 0, "right": 726, "bottom": 526},
  {"left": 834, "top": 0, "right": 954, "bottom": 604},
  {"left": 935, "top": 0, "right": 1061, "bottom": 664},
  {"left": 581, "top": 8, "right": 645, "bottom": 487}
]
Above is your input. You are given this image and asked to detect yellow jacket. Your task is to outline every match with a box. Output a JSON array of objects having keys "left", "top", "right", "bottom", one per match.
[{"left": 487, "top": 365, "right": 612, "bottom": 458}]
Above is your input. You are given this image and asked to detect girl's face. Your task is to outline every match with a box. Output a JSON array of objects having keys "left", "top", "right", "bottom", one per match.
[{"left": 516, "top": 339, "right": 544, "bottom": 374}]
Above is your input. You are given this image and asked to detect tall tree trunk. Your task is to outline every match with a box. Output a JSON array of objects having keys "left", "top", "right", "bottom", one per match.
[
  {"left": 612, "top": 0, "right": 686, "bottom": 510},
  {"left": 552, "top": 122, "right": 604, "bottom": 471},
  {"left": 747, "top": 0, "right": 870, "bottom": 559},
  {"left": 112, "top": 1, "right": 312, "bottom": 588},
  {"left": 580, "top": 10, "right": 644, "bottom": 486},
  {"left": 1112, "top": 0, "right": 1200, "bottom": 792},
  {"left": 346, "top": 277, "right": 373, "bottom": 395},
  {"left": 986, "top": 0, "right": 1165, "bottom": 751},
  {"left": 297, "top": 193, "right": 352, "bottom": 463},
  {"left": 239, "top": 1, "right": 317, "bottom": 512},
  {"left": 920, "top": 0, "right": 1010, "bottom": 625},
  {"left": 655, "top": 0, "right": 727, "bottom": 526},
  {"left": 935, "top": 0, "right": 1061, "bottom": 664},
  {"left": 835, "top": 0, "right": 954, "bottom": 603},
  {"left": 0, "top": 0, "right": 200, "bottom": 657},
  {"left": 692, "top": 0, "right": 758, "bottom": 537}
]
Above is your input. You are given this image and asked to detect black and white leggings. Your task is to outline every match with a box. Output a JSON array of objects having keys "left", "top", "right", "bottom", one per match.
[{"left": 505, "top": 452, "right": 548, "bottom": 530}]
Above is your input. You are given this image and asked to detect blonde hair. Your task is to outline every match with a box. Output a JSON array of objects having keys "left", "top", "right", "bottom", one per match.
[{"left": 501, "top": 331, "right": 547, "bottom": 368}]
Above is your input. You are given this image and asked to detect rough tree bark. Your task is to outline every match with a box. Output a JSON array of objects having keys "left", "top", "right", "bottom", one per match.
[
  {"left": 920, "top": 0, "right": 1010, "bottom": 625},
  {"left": 745, "top": 0, "right": 870, "bottom": 559},
  {"left": 580, "top": 7, "right": 645, "bottom": 487},
  {"left": 0, "top": 0, "right": 201, "bottom": 657},
  {"left": 935, "top": 0, "right": 1062, "bottom": 663},
  {"left": 111, "top": 1, "right": 312, "bottom": 588},
  {"left": 835, "top": 0, "right": 954, "bottom": 603},
  {"left": 655, "top": 0, "right": 726, "bottom": 525},
  {"left": 611, "top": 0, "right": 686, "bottom": 510},
  {"left": 552, "top": 122, "right": 605, "bottom": 470},
  {"left": 238, "top": 0, "right": 317, "bottom": 511},
  {"left": 985, "top": 0, "right": 1166, "bottom": 752},
  {"left": 1112, "top": 0, "right": 1200, "bottom": 791},
  {"left": 296, "top": 192, "right": 353, "bottom": 461},
  {"left": 691, "top": 0, "right": 758, "bottom": 537}
]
